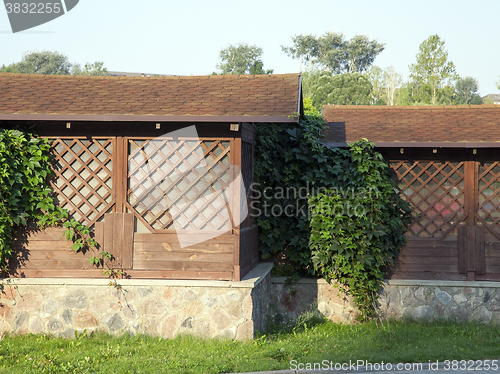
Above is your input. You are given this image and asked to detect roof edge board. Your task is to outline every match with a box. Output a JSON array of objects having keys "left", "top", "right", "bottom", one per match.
[
  {"left": 323, "top": 142, "right": 500, "bottom": 148},
  {"left": 0, "top": 114, "right": 299, "bottom": 123},
  {"left": 297, "top": 74, "right": 304, "bottom": 118}
]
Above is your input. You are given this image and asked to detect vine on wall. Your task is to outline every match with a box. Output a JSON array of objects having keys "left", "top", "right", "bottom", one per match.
[
  {"left": 309, "top": 141, "right": 413, "bottom": 319},
  {"left": 253, "top": 101, "right": 413, "bottom": 319},
  {"left": 0, "top": 129, "right": 119, "bottom": 277},
  {"left": 253, "top": 102, "right": 339, "bottom": 276}
]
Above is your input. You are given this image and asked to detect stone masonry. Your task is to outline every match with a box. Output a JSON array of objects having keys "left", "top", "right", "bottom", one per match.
[
  {"left": 3, "top": 267, "right": 500, "bottom": 340},
  {"left": 0, "top": 263, "right": 273, "bottom": 340},
  {"left": 270, "top": 278, "right": 500, "bottom": 325},
  {"left": 380, "top": 279, "right": 500, "bottom": 324}
]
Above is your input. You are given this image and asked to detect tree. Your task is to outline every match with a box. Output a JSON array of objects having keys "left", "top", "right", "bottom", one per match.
[
  {"left": 366, "top": 66, "right": 385, "bottom": 104},
  {"left": 72, "top": 62, "right": 108, "bottom": 76},
  {"left": 282, "top": 31, "right": 385, "bottom": 74},
  {"left": 0, "top": 50, "right": 108, "bottom": 76},
  {"left": 0, "top": 64, "right": 18, "bottom": 73},
  {"left": 394, "top": 81, "right": 423, "bottom": 105},
  {"left": 215, "top": 43, "right": 273, "bottom": 75},
  {"left": 383, "top": 66, "right": 403, "bottom": 106},
  {"left": 408, "top": 35, "right": 458, "bottom": 105},
  {"left": 4, "top": 50, "right": 72, "bottom": 75},
  {"left": 366, "top": 66, "right": 402, "bottom": 105},
  {"left": 496, "top": 76, "right": 500, "bottom": 91},
  {"left": 470, "top": 95, "right": 484, "bottom": 105},
  {"left": 305, "top": 71, "right": 372, "bottom": 108},
  {"left": 454, "top": 76, "right": 480, "bottom": 104}
]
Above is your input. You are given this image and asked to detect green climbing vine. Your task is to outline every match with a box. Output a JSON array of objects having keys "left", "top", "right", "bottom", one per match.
[
  {"left": 253, "top": 99, "right": 413, "bottom": 319},
  {"left": 308, "top": 140, "right": 413, "bottom": 320},
  {"left": 0, "top": 128, "right": 120, "bottom": 277},
  {"left": 253, "top": 101, "right": 334, "bottom": 276}
]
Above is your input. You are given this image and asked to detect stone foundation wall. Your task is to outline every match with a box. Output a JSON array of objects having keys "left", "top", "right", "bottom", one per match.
[
  {"left": 380, "top": 280, "right": 500, "bottom": 324},
  {"left": 270, "top": 278, "right": 500, "bottom": 325},
  {"left": 0, "top": 263, "right": 273, "bottom": 340},
  {"left": 270, "top": 278, "right": 357, "bottom": 325},
  {"left": 3, "top": 267, "right": 500, "bottom": 340}
]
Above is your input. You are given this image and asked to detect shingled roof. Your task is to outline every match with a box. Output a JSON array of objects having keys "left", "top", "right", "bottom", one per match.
[
  {"left": 0, "top": 73, "right": 302, "bottom": 123},
  {"left": 323, "top": 105, "right": 500, "bottom": 148}
]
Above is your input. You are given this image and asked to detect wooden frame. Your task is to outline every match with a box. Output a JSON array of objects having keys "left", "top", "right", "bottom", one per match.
[
  {"left": 7, "top": 122, "right": 260, "bottom": 281},
  {"left": 382, "top": 148, "right": 500, "bottom": 281}
]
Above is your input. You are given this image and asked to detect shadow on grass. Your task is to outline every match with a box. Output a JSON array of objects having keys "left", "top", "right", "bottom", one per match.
[{"left": 260, "top": 304, "right": 329, "bottom": 337}]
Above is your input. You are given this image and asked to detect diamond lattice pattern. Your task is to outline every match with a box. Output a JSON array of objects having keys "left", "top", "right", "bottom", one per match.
[
  {"left": 478, "top": 162, "right": 500, "bottom": 232},
  {"left": 391, "top": 161, "right": 465, "bottom": 238},
  {"left": 51, "top": 138, "right": 113, "bottom": 227},
  {"left": 127, "top": 139, "right": 231, "bottom": 231}
]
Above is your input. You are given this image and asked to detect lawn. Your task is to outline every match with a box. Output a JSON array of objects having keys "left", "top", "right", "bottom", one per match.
[{"left": 1, "top": 316, "right": 500, "bottom": 374}]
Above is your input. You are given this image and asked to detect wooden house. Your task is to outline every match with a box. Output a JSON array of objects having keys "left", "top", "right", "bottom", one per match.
[
  {"left": 323, "top": 105, "right": 500, "bottom": 282},
  {"left": 0, "top": 73, "right": 303, "bottom": 281}
]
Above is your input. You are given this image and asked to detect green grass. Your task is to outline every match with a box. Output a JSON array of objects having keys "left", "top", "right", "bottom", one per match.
[{"left": 1, "top": 317, "right": 500, "bottom": 374}]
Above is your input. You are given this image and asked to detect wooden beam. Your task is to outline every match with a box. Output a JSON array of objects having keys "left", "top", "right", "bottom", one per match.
[
  {"left": 475, "top": 226, "right": 485, "bottom": 274},
  {"left": 122, "top": 213, "right": 134, "bottom": 269}
]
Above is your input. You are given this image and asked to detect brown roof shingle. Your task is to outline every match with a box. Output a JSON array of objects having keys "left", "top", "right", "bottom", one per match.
[
  {"left": 0, "top": 73, "right": 302, "bottom": 122},
  {"left": 323, "top": 105, "right": 500, "bottom": 147}
]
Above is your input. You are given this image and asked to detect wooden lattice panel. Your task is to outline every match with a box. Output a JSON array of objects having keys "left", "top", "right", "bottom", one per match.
[
  {"left": 477, "top": 162, "right": 500, "bottom": 235},
  {"left": 51, "top": 138, "right": 114, "bottom": 227},
  {"left": 391, "top": 161, "right": 465, "bottom": 238},
  {"left": 127, "top": 139, "right": 231, "bottom": 232}
]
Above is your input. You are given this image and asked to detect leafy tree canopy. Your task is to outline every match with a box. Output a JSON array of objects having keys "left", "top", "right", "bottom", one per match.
[
  {"left": 72, "top": 61, "right": 108, "bottom": 76},
  {"left": 454, "top": 76, "right": 481, "bottom": 104},
  {"left": 304, "top": 71, "right": 373, "bottom": 109},
  {"left": 0, "top": 50, "right": 108, "bottom": 76},
  {"left": 282, "top": 31, "right": 385, "bottom": 74},
  {"left": 2, "top": 50, "right": 72, "bottom": 75},
  {"left": 366, "top": 66, "right": 402, "bottom": 105},
  {"left": 408, "top": 35, "right": 458, "bottom": 105},
  {"left": 215, "top": 43, "right": 273, "bottom": 75}
]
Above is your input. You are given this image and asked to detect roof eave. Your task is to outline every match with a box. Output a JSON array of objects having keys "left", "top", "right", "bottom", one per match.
[
  {"left": 324, "top": 141, "right": 500, "bottom": 148},
  {"left": 297, "top": 74, "right": 304, "bottom": 118},
  {"left": 0, "top": 114, "right": 299, "bottom": 123}
]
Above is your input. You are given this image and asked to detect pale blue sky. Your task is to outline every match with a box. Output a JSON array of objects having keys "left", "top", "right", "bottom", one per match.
[{"left": 1, "top": 0, "right": 499, "bottom": 95}]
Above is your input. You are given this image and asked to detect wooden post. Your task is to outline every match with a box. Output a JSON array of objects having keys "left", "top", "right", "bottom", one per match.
[
  {"left": 475, "top": 226, "right": 485, "bottom": 275},
  {"left": 458, "top": 226, "right": 467, "bottom": 273},
  {"left": 115, "top": 136, "right": 125, "bottom": 213},
  {"left": 122, "top": 213, "right": 134, "bottom": 269},
  {"left": 103, "top": 212, "right": 133, "bottom": 269},
  {"left": 464, "top": 161, "right": 475, "bottom": 226},
  {"left": 232, "top": 137, "right": 242, "bottom": 281},
  {"left": 458, "top": 225, "right": 485, "bottom": 279}
]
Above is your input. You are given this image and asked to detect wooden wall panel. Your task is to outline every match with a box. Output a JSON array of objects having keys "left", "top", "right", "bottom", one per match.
[
  {"left": 239, "top": 225, "right": 259, "bottom": 279},
  {"left": 15, "top": 269, "right": 233, "bottom": 280},
  {"left": 9, "top": 227, "right": 92, "bottom": 275},
  {"left": 133, "top": 233, "right": 237, "bottom": 276},
  {"left": 388, "top": 239, "right": 463, "bottom": 281}
]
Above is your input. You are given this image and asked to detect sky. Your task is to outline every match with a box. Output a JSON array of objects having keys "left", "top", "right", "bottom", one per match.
[{"left": 1, "top": 0, "right": 499, "bottom": 96}]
